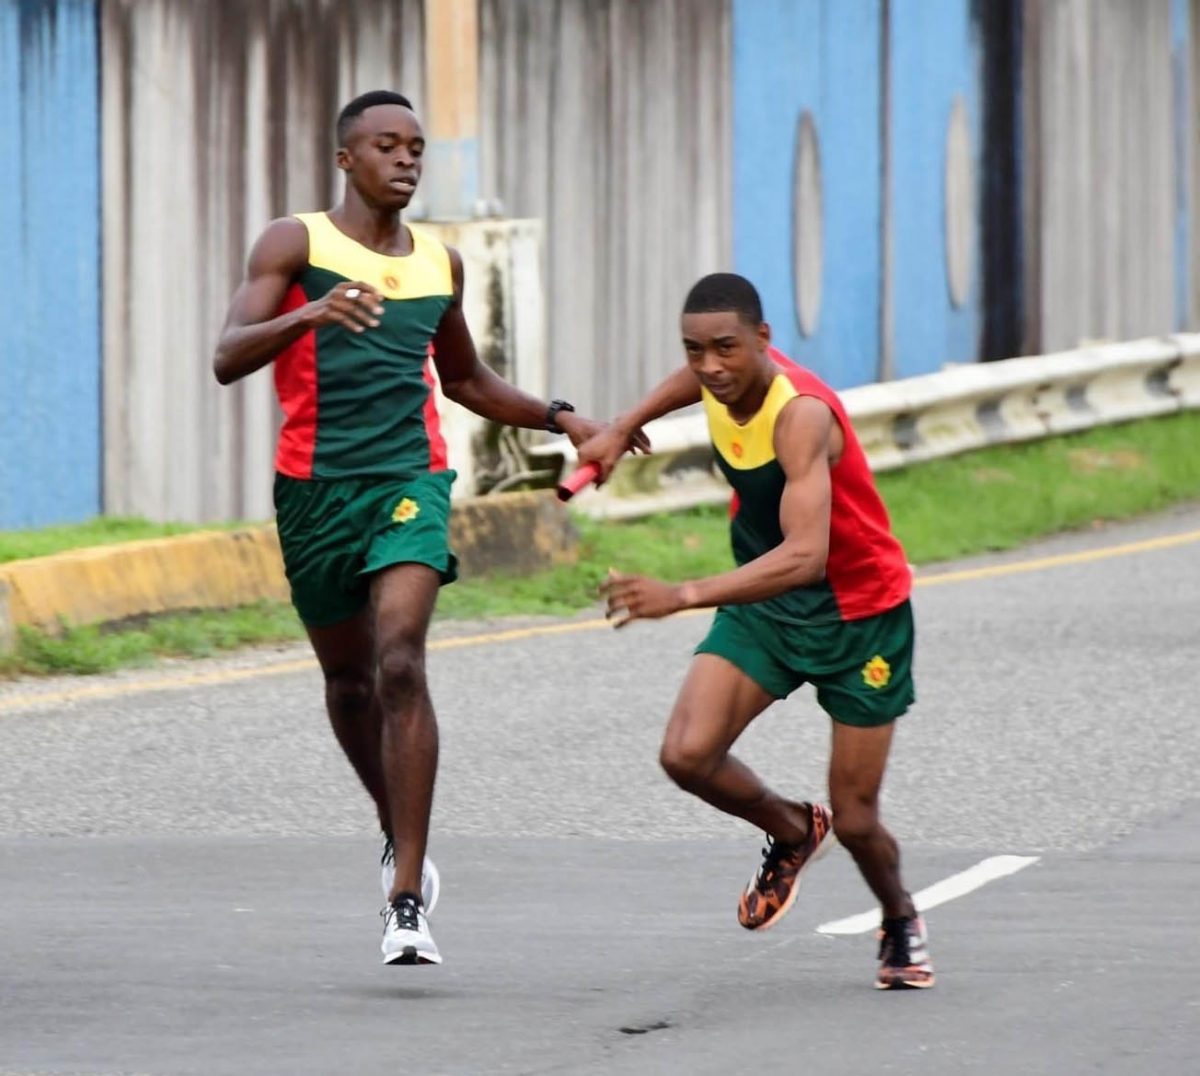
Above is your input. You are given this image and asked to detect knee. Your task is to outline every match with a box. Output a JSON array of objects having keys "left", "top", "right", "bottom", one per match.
[
  {"left": 830, "top": 794, "right": 879, "bottom": 848},
  {"left": 659, "top": 737, "right": 718, "bottom": 793},
  {"left": 324, "top": 667, "right": 373, "bottom": 716},
  {"left": 375, "top": 640, "right": 427, "bottom": 704}
]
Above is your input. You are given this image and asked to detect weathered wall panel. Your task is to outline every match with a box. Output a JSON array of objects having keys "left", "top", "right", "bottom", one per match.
[
  {"left": 1027, "top": 0, "right": 1178, "bottom": 352},
  {"left": 0, "top": 0, "right": 101, "bottom": 528},
  {"left": 478, "top": 0, "right": 732, "bottom": 417},
  {"left": 1172, "top": 0, "right": 1192, "bottom": 330},
  {"left": 101, "top": 0, "right": 424, "bottom": 522}
]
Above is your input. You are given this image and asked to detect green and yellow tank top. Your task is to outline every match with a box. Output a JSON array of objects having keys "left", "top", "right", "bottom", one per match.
[
  {"left": 273, "top": 211, "right": 453, "bottom": 479},
  {"left": 703, "top": 348, "right": 912, "bottom": 625}
]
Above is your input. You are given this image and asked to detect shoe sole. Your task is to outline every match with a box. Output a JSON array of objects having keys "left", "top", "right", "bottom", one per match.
[
  {"left": 382, "top": 945, "right": 442, "bottom": 966},
  {"left": 740, "top": 822, "right": 836, "bottom": 932},
  {"left": 875, "top": 973, "right": 935, "bottom": 990}
]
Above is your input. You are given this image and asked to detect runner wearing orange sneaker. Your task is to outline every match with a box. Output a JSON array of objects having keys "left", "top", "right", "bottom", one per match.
[{"left": 581, "top": 273, "right": 933, "bottom": 990}]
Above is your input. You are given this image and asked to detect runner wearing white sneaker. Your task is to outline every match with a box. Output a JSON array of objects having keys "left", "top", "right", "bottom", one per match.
[
  {"left": 214, "top": 89, "right": 620, "bottom": 971},
  {"left": 381, "top": 836, "right": 440, "bottom": 915},
  {"left": 381, "top": 894, "right": 441, "bottom": 965}
]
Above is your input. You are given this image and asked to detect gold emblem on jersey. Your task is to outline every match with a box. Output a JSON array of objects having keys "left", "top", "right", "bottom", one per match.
[
  {"left": 862, "top": 655, "right": 891, "bottom": 689},
  {"left": 383, "top": 273, "right": 400, "bottom": 291},
  {"left": 392, "top": 497, "right": 420, "bottom": 524}
]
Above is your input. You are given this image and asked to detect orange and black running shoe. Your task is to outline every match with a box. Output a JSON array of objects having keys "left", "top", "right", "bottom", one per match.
[
  {"left": 737, "top": 802, "right": 834, "bottom": 930},
  {"left": 875, "top": 914, "right": 935, "bottom": 989}
]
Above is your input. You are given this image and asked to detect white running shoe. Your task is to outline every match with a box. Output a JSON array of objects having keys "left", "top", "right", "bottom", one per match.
[
  {"left": 381, "top": 894, "right": 441, "bottom": 965},
  {"left": 381, "top": 837, "right": 441, "bottom": 915}
]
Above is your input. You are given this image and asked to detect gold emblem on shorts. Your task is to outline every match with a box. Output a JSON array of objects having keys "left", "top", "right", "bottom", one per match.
[
  {"left": 392, "top": 497, "right": 420, "bottom": 524},
  {"left": 862, "top": 655, "right": 891, "bottom": 689}
]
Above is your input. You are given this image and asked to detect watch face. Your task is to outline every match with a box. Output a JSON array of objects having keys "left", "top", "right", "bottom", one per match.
[{"left": 547, "top": 400, "right": 574, "bottom": 431}]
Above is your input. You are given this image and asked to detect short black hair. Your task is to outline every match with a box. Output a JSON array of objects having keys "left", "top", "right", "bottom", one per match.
[
  {"left": 682, "top": 273, "right": 763, "bottom": 327},
  {"left": 336, "top": 90, "right": 414, "bottom": 145}
]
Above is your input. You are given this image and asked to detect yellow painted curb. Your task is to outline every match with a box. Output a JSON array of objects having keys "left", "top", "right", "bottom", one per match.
[
  {"left": 0, "top": 528, "right": 290, "bottom": 648},
  {"left": 0, "top": 490, "right": 578, "bottom": 650}
]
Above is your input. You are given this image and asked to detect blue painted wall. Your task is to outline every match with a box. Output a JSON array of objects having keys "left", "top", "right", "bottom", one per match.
[
  {"left": 0, "top": 0, "right": 101, "bottom": 530},
  {"left": 733, "top": 0, "right": 987, "bottom": 385},
  {"left": 888, "top": 0, "right": 983, "bottom": 378},
  {"left": 732, "top": 0, "right": 883, "bottom": 389}
]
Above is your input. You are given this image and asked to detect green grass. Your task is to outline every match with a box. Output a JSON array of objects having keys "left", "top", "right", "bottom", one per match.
[
  {"left": 436, "top": 507, "right": 737, "bottom": 620},
  {"left": 877, "top": 409, "right": 1200, "bottom": 562},
  {"left": 0, "top": 602, "right": 306, "bottom": 678},
  {"left": 3, "top": 410, "right": 1199, "bottom": 678},
  {"left": 0, "top": 516, "right": 252, "bottom": 564}
]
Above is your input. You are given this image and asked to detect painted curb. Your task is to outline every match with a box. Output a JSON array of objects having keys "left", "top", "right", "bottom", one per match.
[{"left": 0, "top": 491, "right": 578, "bottom": 649}]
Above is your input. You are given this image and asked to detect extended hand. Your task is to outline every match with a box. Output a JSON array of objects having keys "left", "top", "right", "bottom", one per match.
[
  {"left": 574, "top": 423, "right": 652, "bottom": 483},
  {"left": 601, "top": 571, "right": 686, "bottom": 628}
]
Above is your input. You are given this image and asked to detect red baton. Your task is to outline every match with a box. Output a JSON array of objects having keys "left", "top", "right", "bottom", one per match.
[{"left": 556, "top": 461, "right": 601, "bottom": 502}]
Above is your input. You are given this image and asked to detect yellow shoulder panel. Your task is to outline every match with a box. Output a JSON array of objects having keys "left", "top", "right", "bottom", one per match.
[
  {"left": 294, "top": 212, "right": 453, "bottom": 301},
  {"left": 702, "top": 374, "right": 798, "bottom": 470}
]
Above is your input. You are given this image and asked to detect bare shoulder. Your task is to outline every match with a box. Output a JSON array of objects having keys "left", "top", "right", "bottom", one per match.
[
  {"left": 775, "top": 394, "right": 840, "bottom": 466},
  {"left": 777, "top": 394, "right": 833, "bottom": 438},
  {"left": 246, "top": 216, "right": 309, "bottom": 276}
]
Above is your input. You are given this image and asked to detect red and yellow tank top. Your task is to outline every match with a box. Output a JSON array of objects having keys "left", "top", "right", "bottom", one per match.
[
  {"left": 702, "top": 346, "right": 911, "bottom": 624},
  {"left": 273, "top": 212, "right": 451, "bottom": 479}
]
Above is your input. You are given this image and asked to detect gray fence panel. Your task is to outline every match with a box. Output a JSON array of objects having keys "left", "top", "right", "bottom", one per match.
[
  {"left": 101, "top": 0, "right": 425, "bottom": 522},
  {"left": 478, "top": 0, "right": 733, "bottom": 419},
  {"left": 1027, "top": 0, "right": 1178, "bottom": 353}
]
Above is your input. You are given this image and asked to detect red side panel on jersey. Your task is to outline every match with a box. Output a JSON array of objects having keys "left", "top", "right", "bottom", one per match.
[
  {"left": 273, "top": 284, "right": 318, "bottom": 479},
  {"left": 422, "top": 350, "right": 449, "bottom": 473},
  {"left": 771, "top": 346, "right": 912, "bottom": 620}
]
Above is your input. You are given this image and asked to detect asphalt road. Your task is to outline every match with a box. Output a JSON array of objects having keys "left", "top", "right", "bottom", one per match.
[{"left": 2, "top": 505, "right": 1199, "bottom": 1075}]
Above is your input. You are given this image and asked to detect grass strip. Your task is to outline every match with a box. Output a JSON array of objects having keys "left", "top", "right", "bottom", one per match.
[
  {"left": 2, "top": 410, "right": 1199, "bottom": 677},
  {"left": 0, "top": 517, "right": 248, "bottom": 564}
]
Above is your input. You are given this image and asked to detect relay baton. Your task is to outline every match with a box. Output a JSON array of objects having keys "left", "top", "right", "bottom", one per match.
[{"left": 556, "top": 461, "right": 601, "bottom": 502}]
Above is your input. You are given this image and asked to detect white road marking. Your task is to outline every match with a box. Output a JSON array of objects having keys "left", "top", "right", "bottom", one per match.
[{"left": 815, "top": 854, "right": 1041, "bottom": 935}]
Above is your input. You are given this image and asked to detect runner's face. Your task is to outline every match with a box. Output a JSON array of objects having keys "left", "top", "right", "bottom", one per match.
[
  {"left": 681, "top": 311, "right": 768, "bottom": 406},
  {"left": 338, "top": 105, "right": 424, "bottom": 210}
]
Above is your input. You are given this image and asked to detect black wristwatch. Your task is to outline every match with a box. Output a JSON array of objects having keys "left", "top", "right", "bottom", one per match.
[{"left": 545, "top": 398, "right": 576, "bottom": 433}]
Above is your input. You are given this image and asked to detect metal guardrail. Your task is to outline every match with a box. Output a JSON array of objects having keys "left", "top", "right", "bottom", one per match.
[{"left": 531, "top": 334, "right": 1200, "bottom": 519}]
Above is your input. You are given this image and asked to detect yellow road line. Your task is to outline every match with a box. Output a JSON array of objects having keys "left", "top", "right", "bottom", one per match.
[
  {"left": 913, "top": 528, "right": 1200, "bottom": 586},
  {"left": 2, "top": 526, "right": 1197, "bottom": 715}
]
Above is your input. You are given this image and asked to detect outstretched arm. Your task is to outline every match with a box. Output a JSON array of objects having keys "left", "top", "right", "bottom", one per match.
[
  {"left": 431, "top": 247, "right": 616, "bottom": 447},
  {"left": 603, "top": 395, "right": 834, "bottom": 626},
  {"left": 212, "top": 218, "right": 384, "bottom": 385},
  {"left": 575, "top": 366, "right": 702, "bottom": 481}
]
